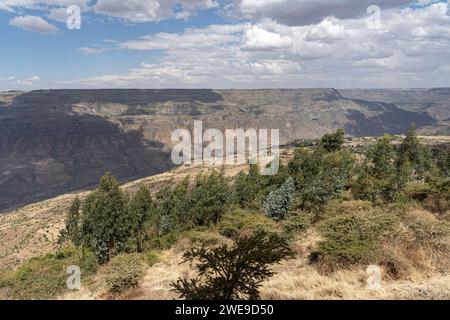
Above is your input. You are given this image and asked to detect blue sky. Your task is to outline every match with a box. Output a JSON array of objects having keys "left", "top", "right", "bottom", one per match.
[{"left": 0, "top": 0, "right": 449, "bottom": 90}]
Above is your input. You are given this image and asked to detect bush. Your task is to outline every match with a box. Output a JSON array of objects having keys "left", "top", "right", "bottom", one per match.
[
  {"left": 282, "top": 210, "right": 314, "bottom": 237},
  {"left": 217, "top": 208, "right": 280, "bottom": 238},
  {"left": 314, "top": 211, "right": 398, "bottom": 272},
  {"left": 319, "top": 129, "right": 345, "bottom": 152},
  {"left": 145, "top": 250, "right": 160, "bottom": 267},
  {"left": 263, "top": 177, "right": 295, "bottom": 220},
  {"left": 183, "top": 229, "right": 227, "bottom": 246},
  {"left": 171, "top": 231, "right": 293, "bottom": 300},
  {"left": 289, "top": 147, "right": 354, "bottom": 210},
  {"left": 103, "top": 253, "right": 146, "bottom": 294},
  {"left": 0, "top": 247, "right": 97, "bottom": 299}
]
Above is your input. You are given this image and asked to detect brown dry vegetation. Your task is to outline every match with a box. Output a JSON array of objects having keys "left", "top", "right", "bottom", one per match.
[{"left": 1, "top": 137, "right": 449, "bottom": 300}]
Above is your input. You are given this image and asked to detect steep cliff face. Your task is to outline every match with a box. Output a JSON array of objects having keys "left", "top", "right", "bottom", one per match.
[
  {"left": 0, "top": 89, "right": 439, "bottom": 211},
  {"left": 340, "top": 88, "right": 450, "bottom": 123}
]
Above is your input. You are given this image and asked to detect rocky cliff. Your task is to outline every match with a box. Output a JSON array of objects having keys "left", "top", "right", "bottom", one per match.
[{"left": 0, "top": 89, "right": 440, "bottom": 211}]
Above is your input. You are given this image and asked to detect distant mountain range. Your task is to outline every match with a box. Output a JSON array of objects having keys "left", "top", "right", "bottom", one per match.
[{"left": 0, "top": 88, "right": 447, "bottom": 211}]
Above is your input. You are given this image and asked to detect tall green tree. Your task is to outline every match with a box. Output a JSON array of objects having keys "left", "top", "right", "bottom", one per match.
[
  {"left": 354, "top": 134, "right": 401, "bottom": 201},
  {"left": 288, "top": 147, "right": 354, "bottom": 210},
  {"left": 189, "top": 171, "right": 230, "bottom": 226},
  {"left": 156, "top": 176, "right": 191, "bottom": 234},
  {"left": 80, "top": 172, "right": 131, "bottom": 263},
  {"left": 58, "top": 197, "right": 82, "bottom": 246},
  {"left": 396, "top": 124, "right": 432, "bottom": 180},
  {"left": 128, "top": 185, "right": 158, "bottom": 252},
  {"left": 233, "top": 165, "right": 262, "bottom": 208}
]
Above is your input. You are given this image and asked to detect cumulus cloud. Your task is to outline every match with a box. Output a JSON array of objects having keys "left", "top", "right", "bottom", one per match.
[
  {"left": 236, "top": 0, "right": 414, "bottom": 26},
  {"left": 0, "top": 0, "right": 89, "bottom": 12},
  {"left": 9, "top": 15, "right": 58, "bottom": 34},
  {"left": 94, "top": 0, "right": 218, "bottom": 23},
  {"left": 242, "top": 25, "right": 293, "bottom": 50},
  {"left": 63, "top": 2, "right": 450, "bottom": 88}
]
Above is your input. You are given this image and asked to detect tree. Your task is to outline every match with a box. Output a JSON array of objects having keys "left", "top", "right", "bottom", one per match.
[
  {"left": 397, "top": 124, "right": 432, "bottom": 180},
  {"left": 353, "top": 134, "right": 402, "bottom": 201},
  {"left": 171, "top": 231, "right": 292, "bottom": 300},
  {"left": 319, "top": 129, "right": 345, "bottom": 152},
  {"left": 156, "top": 177, "right": 191, "bottom": 234},
  {"left": 233, "top": 165, "right": 262, "bottom": 208},
  {"left": 80, "top": 172, "right": 131, "bottom": 263},
  {"left": 189, "top": 171, "right": 230, "bottom": 226},
  {"left": 263, "top": 177, "right": 295, "bottom": 220},
  {"left": 435, "top": 147, "right": 450, "bottom": 178},
  {"left": 58, "top": 197, "right": 82, "bottom": 246},
  {"left": 288, "top": 147, "right": 354, "bottom": 210},
  {"left": 128, "top": 185, "right": 158, "bottom": 252}
]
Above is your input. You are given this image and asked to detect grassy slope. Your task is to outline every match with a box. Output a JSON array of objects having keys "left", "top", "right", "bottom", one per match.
[{"left": 1, "top": 136, "right": 449, "bottom": 300}]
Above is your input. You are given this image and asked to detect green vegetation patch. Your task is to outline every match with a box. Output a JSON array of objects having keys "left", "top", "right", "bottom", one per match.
[
  {"left": 0, "top": 247, "right": 97, "bottom": 300},
  {"left": 217, "top": 208, "right": 281, "bottom": 238},
  {"left": 103, "top": 253, "right": 147, "bottom": 294},
  {"left": 315, "top": 211, "right": 399, "bottom": 271}
]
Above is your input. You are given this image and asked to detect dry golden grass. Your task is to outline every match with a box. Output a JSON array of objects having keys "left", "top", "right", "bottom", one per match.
[{"left": 0, "top": 162, "right": 251, "bottom": 270}]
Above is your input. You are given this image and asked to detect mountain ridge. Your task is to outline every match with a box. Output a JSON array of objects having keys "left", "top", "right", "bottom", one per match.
[{"left": 0, "top": 88, "right": 444, "bottom": 212}]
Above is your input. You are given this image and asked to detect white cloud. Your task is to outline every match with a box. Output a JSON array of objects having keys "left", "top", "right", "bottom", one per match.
[
  {"left": 16, "top": 75, "right": 41, "bottom": 86},
  {"left": 242, "top": 25, "right": 293, "bottom": 50},
  {"left": 9, "top": 15, "right": 58, "bottom": 34},
  {"left": 236, "top": 0, "right": 414, "bottom": 26},
  {"left": 63, "top": 2, "right": 450, "bottom": 89},
  {"left": 77, "top": 47, "right": 107, "bottom": 55},
  {"left": 94, "top": 0, "right": 218, "bottom": 23}
]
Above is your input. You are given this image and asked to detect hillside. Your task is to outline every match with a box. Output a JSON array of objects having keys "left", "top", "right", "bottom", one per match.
[
  {"left": 0, "top": 135, "right": 449, "bottom": 300},
  {"left": 0, "top": 89, "right": 442, "bottom": 212}
]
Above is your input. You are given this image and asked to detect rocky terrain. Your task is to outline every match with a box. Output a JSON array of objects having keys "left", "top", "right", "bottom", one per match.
[
  {"left": 0, "top": 88, "right": 445, "bottom": 212},
  {"left": 341, "top": 88, "right": 450, "bottom": 135}
]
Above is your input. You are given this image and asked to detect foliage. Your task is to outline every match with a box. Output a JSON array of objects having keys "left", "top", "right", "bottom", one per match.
[
  {"left": 281, "top": 210, "right": 314, "bottom": 237},
  {"left": 171, "top": 231, "right": 292, "bottom": 300},
  {"left": 233, "top": 165, "right": 263, "bottom": 208},
  {"left": 434, "top": 146, "right": 450, "bottom": 178},
  {"left": 396, "top": 124, "right": 432, "bottom": 180},
  {"left": 145, "top": 250, "right": 160, "bottom": 266},
  {"left": 0, "top": 247, "right": 96, "bottom": 300},
  {"left": 103, "top": 253, "right": 146, "bottom": 294},
  {"left": 80, "top": 172, "right": 131, "bottom": 263},
  {"left": 128, "top": 185, "right": 158, "bottom": 252},
  {"left": 156, "top": 177, "right": 191, "bottom": 233},
  {"left": 263, "top": 177, "right": 295, "bottom": 220},
  {"left": 315, "top": 211, "right": 398, "bottom": 271},
  {"left": 58, "top": 197, "right": 82, "bottom": 246},
  {"left": 353, "top": 134, "right": 400, "bottom": 202},
  {"left": 188, "top": 171, "right": 230, "bottom": 226},
  {"left": 319, "top": 129, "right": 345, "bottom": 152},
  {"left": 217, "top": 208, "right": 280, "bottom": 239},
  {"left": 288, "top": 147, "right": 354, "bottom": 210}
]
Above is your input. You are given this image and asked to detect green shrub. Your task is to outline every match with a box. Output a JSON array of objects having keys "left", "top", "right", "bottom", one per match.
[
  {"left": 263, "top": 177, "right": 295, "bottom": 220},
  {"left": 145, "top": 250, "right": 160, "bottom": 267},
  {"left": 217, "top": 208, "right": 280, "bottom": 238},
  {"left": 151, "top": 231, "right": 181, "bottom": 250},
  {"left": 183, "top": 229, "right": 226, "bottom": 246},
  {"left": 1, "top": 247, "right": 97, "bottom": 300},
  {"left": 103, "top": 253, "right": 146, "bottom": 294},
  {"left": 282, "top": 210, "right": 314, "bottom": 237},
  {"left": 314, "top": 211, "right": 398, "bottom": 271},
  {"left": 172, "top": 231, "right": 293, "bottom": 300},
  {"left": 289, "top": 147, "right": 354, "bottom": 210}
]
